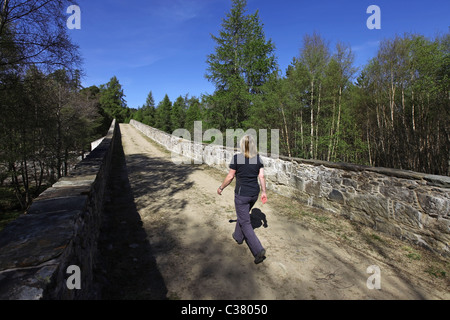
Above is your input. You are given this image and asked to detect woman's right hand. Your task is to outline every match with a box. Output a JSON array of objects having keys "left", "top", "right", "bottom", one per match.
[{"left": 261, "top": 192, "right": 267, "bottom": 204}]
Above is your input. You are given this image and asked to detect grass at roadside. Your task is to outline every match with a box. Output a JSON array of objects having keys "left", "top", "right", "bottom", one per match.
[
  {"left": 268, "top": 190, "right": 449, "bottom": 292},
  {"left": 0, "top": 186, "right": 23, "bottom": 232}
]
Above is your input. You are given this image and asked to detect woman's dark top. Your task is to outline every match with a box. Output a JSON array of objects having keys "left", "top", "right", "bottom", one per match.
[{"left": 229, "top": 153, "right": 264, "bottom": 197}]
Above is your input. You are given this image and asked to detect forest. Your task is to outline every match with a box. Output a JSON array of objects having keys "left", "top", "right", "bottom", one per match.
[
  {"left": 0, "top": 0, "right": 449, "bottom": 225},
  {"left": 133, "top": 0, "right": 449, "bottom": 177},
  {"left": 0, "top": 0, "right": 133, "bottom": 221}
]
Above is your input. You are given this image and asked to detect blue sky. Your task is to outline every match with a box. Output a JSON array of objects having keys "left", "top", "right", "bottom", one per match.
[{"left": 69, "top": 0, "right": 449, "bottom": 109}]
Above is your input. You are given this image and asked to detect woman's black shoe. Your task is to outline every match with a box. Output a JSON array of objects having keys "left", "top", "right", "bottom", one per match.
[{"left": 254, "top": 249, "right": 266, "bottom": 264}]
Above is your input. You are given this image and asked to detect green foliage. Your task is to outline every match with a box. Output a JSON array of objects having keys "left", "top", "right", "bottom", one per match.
[
  {"left": 205, "top": 0, "right": 276, "bottom": 130},
  {"left": 171, "top": 95, "right": 187, "bottom": 130},
  {"left": 425, "top": 266, "right": 447, "bottom": 279},
  {"left": 0, "top": 1, "right": 129, "bottom": 218},
  {"left": 0, "top": 66, "right": 106, "bottom": 209},
  {"left": 133, "top": 91, "right": 157, "bottom": 127},
  {"left": 155, "top": 94, "right": 173, "bottom": 133},
  {"left": 81, "top": 85, "right": 111, "bottom": 137},
  {"left": 356, "top": 33, "right": 449, "bottom": 174},
  {"left": 99, "top": 76, "right": 129, "bottom": 123},
  {"left": 130, "top": 30, "right": 448, "bottom": 176},
  {"left": 142, "top": 91, "right": 156, "bottom": 126},
  {"left": 184, "top": 97, "right": 203, "bottom": 136}
]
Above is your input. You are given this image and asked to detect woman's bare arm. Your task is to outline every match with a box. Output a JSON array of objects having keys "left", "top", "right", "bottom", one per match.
[
  {"left": 258, "top": 168, "right": 266, "bottom": 193},
  {"left": 217, "top": 169, "right": 236, "bottom": 195},
  {"left": 259, "top": 168, "right": 267, "bottom": 203}
]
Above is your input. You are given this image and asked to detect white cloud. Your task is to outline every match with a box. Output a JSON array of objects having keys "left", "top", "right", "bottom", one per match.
[
  {"left": 154, "top": 0, "right": 207, "bottom": 24},
  {"left": 351, "top": 41, "right": 380, "bottom": 53}
]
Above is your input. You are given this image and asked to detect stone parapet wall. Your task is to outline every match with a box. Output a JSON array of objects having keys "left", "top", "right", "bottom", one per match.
[
  {"left": 0, "top": 120, "right": 120, "bottom": 300},
  {"left": 263, "top": 157, "right": 450, "bottom": 256},
  {"left": 130, "top": 120, "right": 450, "bottom": 256}
]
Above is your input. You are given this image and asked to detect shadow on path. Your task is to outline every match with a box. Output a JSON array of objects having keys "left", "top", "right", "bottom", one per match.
[
  {"left": 94, "top": 130, "right": 168, "bottom": 300},
  {"left": 124, "top": 153, "right": 195, "bottom": 215},
  {"left": 250, "top": 208, "right": 268, "bottom": 229},
  {"left": 229, "top": 208, "right": 268, "bottom": 230}
]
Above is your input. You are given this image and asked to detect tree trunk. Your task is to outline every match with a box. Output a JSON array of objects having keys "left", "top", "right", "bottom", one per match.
[
  {"left": 389, "top": 70, "right": 395, "bottom": 128},
  {"left": 300, "top": 106, "right": 304, "bottom": 156},
  {"left": 367, "top": 119, "right": 373, "bottom": 166},
  {"left": 327, "top": 95, "right": 336, "bottom": 161},
  {"left": 315, "top": 83, "right": 321, "bottom": 158},
  {"left": 280, "top": 103, "right": 291, "bottom": 157},
  {"left": 333, "top": 86, "right": 343, "bottom": 160},
  {"left": 10, "top": 162, "right": 26, "bottom": 210},
  {"left": 0, "top": 0, "right": 9, "bottom": 34},
  {"left": 310, "top": 79, "right": 314, "bottom": 158}
]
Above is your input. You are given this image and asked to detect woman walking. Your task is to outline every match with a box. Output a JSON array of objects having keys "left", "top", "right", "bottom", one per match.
[{"left": 217, "top": 135, "right": 268, "bottom": 264}]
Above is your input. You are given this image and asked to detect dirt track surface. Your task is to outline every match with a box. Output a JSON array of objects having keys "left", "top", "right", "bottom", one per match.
[{"left": 96, "top": 124, "right": 449, "bottom": 300}]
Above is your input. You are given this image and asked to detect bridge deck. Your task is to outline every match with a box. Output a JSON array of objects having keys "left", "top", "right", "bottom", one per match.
[{"left": 96, "top": 124, "right": 449, "bottom": 300}]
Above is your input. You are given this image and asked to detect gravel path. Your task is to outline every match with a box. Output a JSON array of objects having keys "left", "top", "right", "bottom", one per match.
[{"left": 95, "top": 124, "right": 449, "bottom": 300}]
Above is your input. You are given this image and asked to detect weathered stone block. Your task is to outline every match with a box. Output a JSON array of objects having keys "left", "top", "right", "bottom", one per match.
[
  {"left": 393, "top": 202, "right": 422, "bottom": 228},
  {"left": 276, "top": 171, "right": 290, "bottom": 185},
  {"left": 356, "top": 178, "right": 374, "bottom": 192},
  {"left": 373, "top": 217, "right": 403, "bottom": 237},
  {"left": 344, "top": 208, "right": 376, "bottom": 228},
  {"left": 342, "top": 178, "right": 357, "bottom": 189},
  {"left": 436, "top": 217, "right": 450, "bottom": 235},
  {"left": 305, "top": 181, "right": 321, "bottom": 196},
  {"left": 418, "top": 194, "right": 448, "bottom": 217},
  {"left": 424, "top": 174, "right": 450, "bottom": 188},
  {"left": 380, "top": 184, "right": 416, "bottom": 204},
  {"left": 328, "top": 189, "right": 344, "bottom": 204},
  {"left": 27, "top": 196, "right": 87, "bottom": 215},
  {"left": 346, "top": 194, "right": 389, "bottom": 219},
  {"left": 290, "top": 175, "right": 304, "bottom": 191},
  {"left": 0, "top": 265, "right": 58, "bottom": 300},
  {"left": 0, "top": 209, "right": 79, "bottom": 271}
]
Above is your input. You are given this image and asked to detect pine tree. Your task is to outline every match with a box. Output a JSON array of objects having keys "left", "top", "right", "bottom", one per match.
[
  {"left": 171, "top": 95, "right": 187, "bottom": 130},
  {"left": 205, "top": 0, "right": 276, "bottom": 130},
  {"left": 155, "top": 94, "right": 173, "bottom": 133},
  {"left": 185, "top": 97, "right": 203, "bottom": 136},
  {"left": 99, "top": 76, "right": 127, "bottom": 123},
  {"left": 141, "top": 91, "right": 156, "bottom": 126}
]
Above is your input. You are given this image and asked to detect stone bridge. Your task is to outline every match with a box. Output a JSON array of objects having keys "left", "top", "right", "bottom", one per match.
[{"left": 0, "top": 120, "right": 448, "bottom": 300}]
